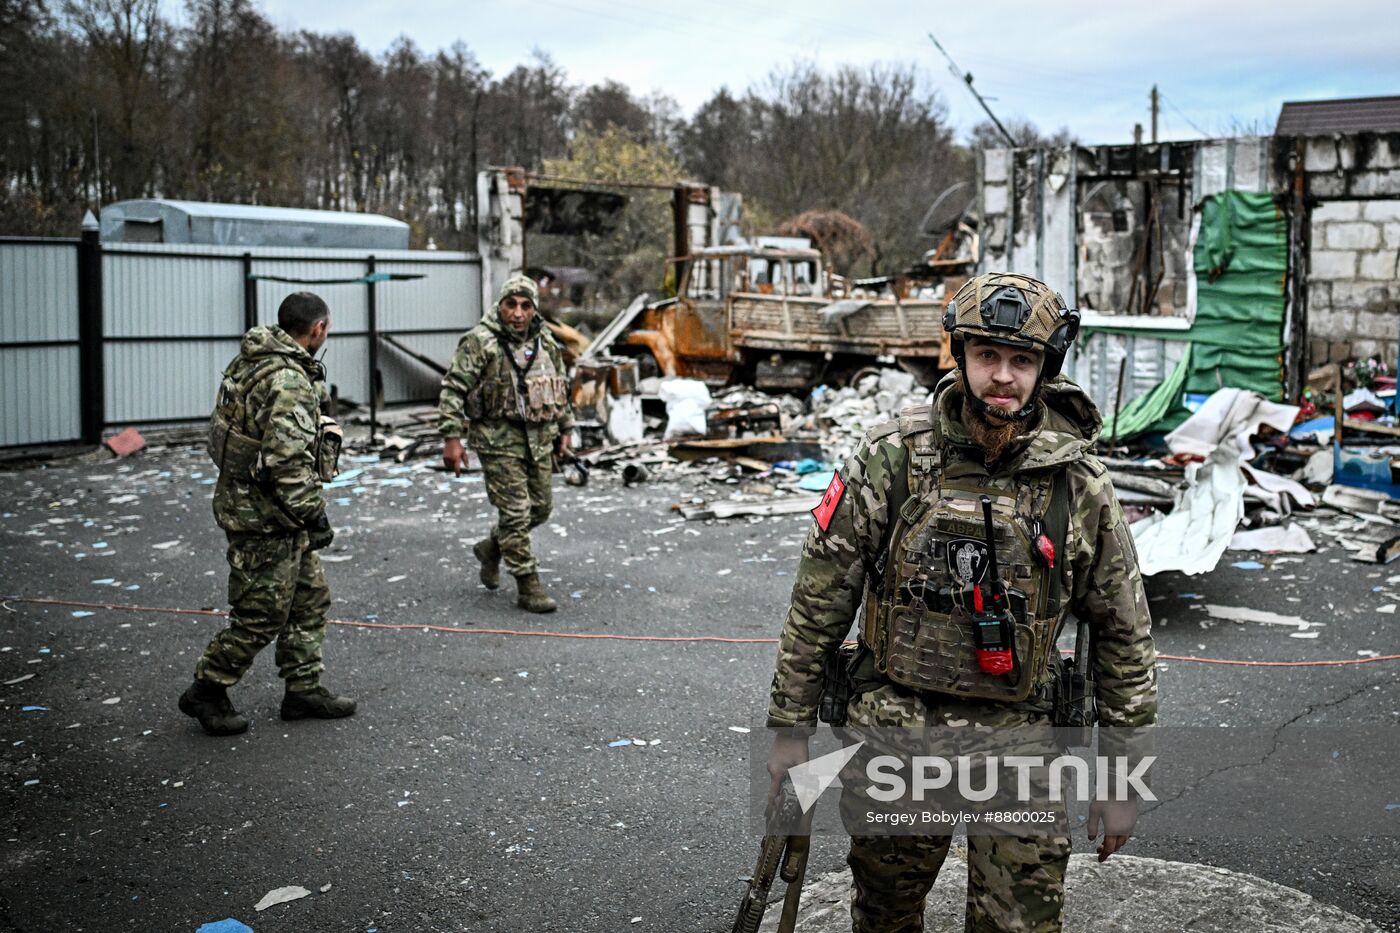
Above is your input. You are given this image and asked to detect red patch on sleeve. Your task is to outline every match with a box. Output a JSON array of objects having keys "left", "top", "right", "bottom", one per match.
[{"left": 812, "top": 472, "right": 846, "bottom": 532}]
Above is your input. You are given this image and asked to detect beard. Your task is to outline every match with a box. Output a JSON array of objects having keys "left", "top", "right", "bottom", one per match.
[{"left": 960, "top": 377, "right": 1026, "bottom": 465}]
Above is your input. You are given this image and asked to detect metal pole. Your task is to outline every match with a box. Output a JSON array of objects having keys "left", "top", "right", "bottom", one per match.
[
  {"left": 242, "top": 252, "right": 257, "bottom": 331},
  {"left": 367, "top": 256, "right": 379, "bottom": 443},
  {"left": 77, "top": 219, "right": 105, "bottom": 444},
  {"left": 928, "top": 32, "right": 1016, "bottom": 148}
]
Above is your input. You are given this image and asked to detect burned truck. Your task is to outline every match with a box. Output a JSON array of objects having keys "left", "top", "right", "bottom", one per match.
[
  {"left": 475, "top": 167, "right": 966, "bottom": 393},
  {"left": 593, "top": 241, "right": 958, "bottom": 391}
]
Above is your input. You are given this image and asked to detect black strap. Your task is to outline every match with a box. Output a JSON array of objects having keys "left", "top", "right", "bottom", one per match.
[
  {"left": 500, "top": 334, "right": 540, "bottom": 397},
  {"left": 869, "top": 444, "right": 914, "bottom": 583},
  {"left": 1045, "top": 467, "right": 1071, "bottom": 613}
]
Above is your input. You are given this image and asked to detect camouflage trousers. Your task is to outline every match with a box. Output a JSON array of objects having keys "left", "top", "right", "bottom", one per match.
[
  {"left": 195, "top": 530, "right": 330, "bottom": 692},
  {"left": 479, "top": 452, "right": 553, "bottom": 576},
  {"left": 842, "top": 683, "right": 1072, "bottom": 933}
]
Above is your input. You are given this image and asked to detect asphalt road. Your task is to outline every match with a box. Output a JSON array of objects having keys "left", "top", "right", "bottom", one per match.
[{"left": 1, "top": 445, "right": 1397, "bottom": 932}]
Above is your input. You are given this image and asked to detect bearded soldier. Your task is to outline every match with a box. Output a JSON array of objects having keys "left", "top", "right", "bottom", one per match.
[
  {"left": 765, "top": 273, "right": 1157, "bottom": 932},
  {"left": 179, "top": 292, "right": 356, "bottom": 737},
  {"left": 439, "top": 274, "right": 575, "bottom": 613}
]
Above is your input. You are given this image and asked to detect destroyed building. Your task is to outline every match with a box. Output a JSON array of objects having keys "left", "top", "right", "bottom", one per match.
[{"left": 974, "top": 97, "right": 1400, "bottom": 418}]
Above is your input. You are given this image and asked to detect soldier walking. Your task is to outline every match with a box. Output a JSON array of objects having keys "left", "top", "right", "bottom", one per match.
[
  {"left": 765, "top": 273, "right": 1157, "bottom": 932},
  {"left": 439, "top": 274, "right": 575, "bottom": 613},
  {"left": 179, "top": 292, "right": 356, "bottom": 736}
]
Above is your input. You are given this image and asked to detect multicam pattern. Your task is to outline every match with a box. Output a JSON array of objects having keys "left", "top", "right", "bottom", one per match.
[
  {"left": 210, "top": 325, "right": 329, "bottom": 534},
  {"left": 843, "top": 685, "right": 1073, "bottom": 933},
  {"left": 769, "top": 372, "right": 1155, "bottom": 932},
  {"left": 437, "top": 307, "right": 574, "bottom": 461},
  {"left": 195, "top": 531, "right": 330, "bottom": 692},
  {"left": 768, "top": 374, "right": 1156, "bottom": 730},
  {"left": 479, "top": 453, "right": 554, "bottom": 577},
  {"left": 199, "top": 326, "right": 335, "bottom": 691}
]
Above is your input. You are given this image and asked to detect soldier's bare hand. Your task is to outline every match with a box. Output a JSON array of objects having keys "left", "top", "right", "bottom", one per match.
[
  {"left": 557, "top": 433, "right": 573, "bottom": 459},
  {"left": 767, "top": 733, "right": 809, "bottom": 803},
  {"left": 443, "top": 438, "right": 465, "bottom": 476},
  {"left": 1087, "top": 798, "right": 1137, "bottom": 862}
]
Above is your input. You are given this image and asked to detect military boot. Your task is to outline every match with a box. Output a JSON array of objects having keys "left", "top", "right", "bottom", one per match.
[
  {"left": 473, "top": 536, "right": 501, "bottom": 590},
  {"left": 515, "top": 572, "right": 558, "bottom": 613},
  {"left": 178, "top": 679, "right": 249, "bottom": 736},
  {"left": 281, "top": 685, "right": 357, "bottom": 721}
]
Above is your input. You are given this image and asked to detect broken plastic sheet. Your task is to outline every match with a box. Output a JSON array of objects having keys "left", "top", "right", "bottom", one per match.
[
  {"left": 1100, "top": 344, "right": 1191, "bottom": 441},
  {"left": 1131, "top": 445, "right": 1245, "bottom": 576},
  {"left": 1164, "top": 388, "right": 1299, "bottom": 459},
  {"left": 1228, "top": 523, "right": 1316, "bottom": 554}
]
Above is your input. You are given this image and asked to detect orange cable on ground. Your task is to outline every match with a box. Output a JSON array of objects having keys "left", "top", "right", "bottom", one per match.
[{"left": 4, "top": 594, "right": 1399, "bottom": 665}]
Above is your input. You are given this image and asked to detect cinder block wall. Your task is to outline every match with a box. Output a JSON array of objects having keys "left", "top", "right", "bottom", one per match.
[
  {"left": 1302, "top": 135, "right": 1400, "bottom": 369},
  {"left": 1308, "top": 200, "right": 1400, "bottom": 367}
]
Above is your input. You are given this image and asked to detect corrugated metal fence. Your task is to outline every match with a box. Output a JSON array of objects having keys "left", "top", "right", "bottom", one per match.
[{"left": 0, "top": 236, "right": 480, "bottom": 448}]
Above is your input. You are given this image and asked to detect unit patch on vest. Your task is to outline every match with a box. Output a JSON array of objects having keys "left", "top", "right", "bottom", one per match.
[
  {"left": 947, "top": 538, "right": 990, "bottom": 584},
  {"left": 812, "top": 472, "right": 846, "bottom": 532}
]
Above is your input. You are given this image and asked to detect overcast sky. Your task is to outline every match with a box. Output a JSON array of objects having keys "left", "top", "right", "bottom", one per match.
[{"left": 247, "top": 0, "right": 1400, "bottom": 146}]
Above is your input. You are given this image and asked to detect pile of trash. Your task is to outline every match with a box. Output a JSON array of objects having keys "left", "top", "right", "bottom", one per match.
[{"left": 1111, "top": 375, "right": 1400, "bottom": 574}]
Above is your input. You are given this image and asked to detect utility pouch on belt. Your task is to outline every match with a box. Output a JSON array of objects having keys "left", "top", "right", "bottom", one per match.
[
  {"left": 1051, "top": 616, "right": 1096, "bottom": 749},
  {"left": 818, "top": 643, "right": 858, "bottom": 727},
  {"left": 315, "top": 415, "right": 343, "bottom": 483}
]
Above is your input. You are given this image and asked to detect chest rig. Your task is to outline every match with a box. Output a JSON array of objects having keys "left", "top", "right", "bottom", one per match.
[
  {"left": 469, "top": 333, "right": 570, "bottom": 424},
  {"left": 862, "top": 406, "right": 1069, "bottom": 703}
]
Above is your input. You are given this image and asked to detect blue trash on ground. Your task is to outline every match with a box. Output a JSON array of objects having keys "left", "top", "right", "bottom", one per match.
[{"left": 197, "top": 920, "right": 254, "bottom": 933}]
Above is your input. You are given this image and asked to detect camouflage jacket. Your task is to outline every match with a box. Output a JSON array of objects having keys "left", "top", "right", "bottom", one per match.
[
  {"left": 768, "top": 375, "right": 1157, "bottom": 729},
  {"left": 437, "top": 309, "right": 574, "bottom": 460},
  {"left": 211, "top": 326, "right": 327, "bottom": 535}
]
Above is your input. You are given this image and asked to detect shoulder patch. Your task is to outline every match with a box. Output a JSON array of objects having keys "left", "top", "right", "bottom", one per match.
[{"left": 811, "top": 472, "right": 846, "bottom": 532}]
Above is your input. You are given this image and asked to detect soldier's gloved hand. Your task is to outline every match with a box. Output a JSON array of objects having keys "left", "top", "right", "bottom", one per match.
[{"left": 306, "top": 510, "right": 334, "bottom": 551}]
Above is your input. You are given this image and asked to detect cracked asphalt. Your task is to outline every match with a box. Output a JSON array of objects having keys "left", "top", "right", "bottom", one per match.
[{"left": 1, "top": 443, "right": 1397, "bottom": 932}]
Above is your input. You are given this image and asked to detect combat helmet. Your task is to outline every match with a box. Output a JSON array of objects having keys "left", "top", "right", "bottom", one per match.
[{"left": 943, "top": 271, "right": 1081, "bottom": 420}]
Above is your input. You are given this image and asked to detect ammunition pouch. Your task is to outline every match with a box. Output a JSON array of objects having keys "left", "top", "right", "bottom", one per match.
[
  {"left": 1049, "top": 654, "right": 1096, "bottom": 749},
  {"left": 818, "top": 644, "right": 857, "bottom": 727},
  {"left": 208, "top": 412, "right": 264, "bottom": 486},
  {"left": 315, "top": 415, "right": 343, "bottom": 483}
]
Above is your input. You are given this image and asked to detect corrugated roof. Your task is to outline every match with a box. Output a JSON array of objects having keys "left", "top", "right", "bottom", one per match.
[
  {"left": 1275, "top": 96, "right": 1400, "bottom": 135},
  {"left": 116, "top": 199, "right": 408, "bottom": 228}
]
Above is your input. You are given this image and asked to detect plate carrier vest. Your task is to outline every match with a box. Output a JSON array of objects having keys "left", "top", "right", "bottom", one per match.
[{"left": 861, "top": 404, "right": 1071, "bottom": 703}]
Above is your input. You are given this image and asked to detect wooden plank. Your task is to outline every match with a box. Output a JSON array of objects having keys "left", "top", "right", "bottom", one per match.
[{"left": 1342, "top": 418, "right": 1400, "bottom": 438}]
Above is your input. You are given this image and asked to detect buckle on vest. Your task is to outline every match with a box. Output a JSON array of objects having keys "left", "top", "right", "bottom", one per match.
[{"left": 898, "top": 495, "right": 928, "bottom": 526}]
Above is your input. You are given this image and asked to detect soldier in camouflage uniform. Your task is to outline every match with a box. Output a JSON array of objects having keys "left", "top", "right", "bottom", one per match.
[
  {"left": 440, "top": 274, "right": 575, "bottom": 613},
  {"left": 178, "top": 292, "right": 356, "bottom": 736},
  {"left": 766, "top": 273, "right": 1157, "bottom": 932}
]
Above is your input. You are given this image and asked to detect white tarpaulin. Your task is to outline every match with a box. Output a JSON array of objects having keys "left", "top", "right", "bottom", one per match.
[
  {"left": 1165, "top": 388, "right": 1300, "bottom": 459},
  {"left": 1239, "top": 463, "right": 1317, "bottom": 514},
  {"left": 1131, "top": 445, "right": 1245, "bottom": 576},
  {"left": 1228, "top": 523, "right": 1317, "bottom": 553}
]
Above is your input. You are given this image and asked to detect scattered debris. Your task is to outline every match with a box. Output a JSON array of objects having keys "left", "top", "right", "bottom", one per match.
[
  {"left": 253, "top": 886, "right": 311, "bottom": 912},
  {"left": 196, "top": 920, "right": 254, "bottom": 933},
  {"left": 1228, "top": 524, "right": 1316, "bottom": 554},
  {"left": 103, "top": 427, "right": 146, "bottom": 458},
  {"left": 1204, "top": 604, "right": 1322, "bottom": 634}
]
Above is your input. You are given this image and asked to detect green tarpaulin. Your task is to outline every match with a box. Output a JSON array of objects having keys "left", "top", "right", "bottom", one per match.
[{"left": 1089, "top": 190, "right": 1287, "bottom": 440}]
